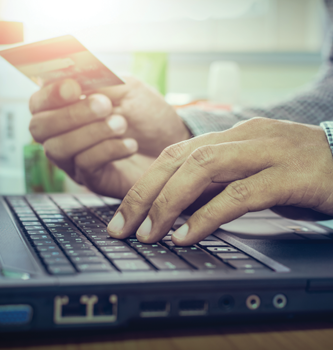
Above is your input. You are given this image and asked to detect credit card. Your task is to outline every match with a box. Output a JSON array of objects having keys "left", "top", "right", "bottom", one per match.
[{"left": 0, "top": 35, "right": 124, "bottom": 92}]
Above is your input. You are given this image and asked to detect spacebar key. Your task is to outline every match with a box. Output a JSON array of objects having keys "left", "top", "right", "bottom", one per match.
[{"left": 149, "top": 256, "right": 191, "bottom": 270}]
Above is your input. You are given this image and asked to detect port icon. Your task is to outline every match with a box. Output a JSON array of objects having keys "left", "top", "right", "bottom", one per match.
[{"left": 54, "top": 294, "right": 117, "bottom": 324}]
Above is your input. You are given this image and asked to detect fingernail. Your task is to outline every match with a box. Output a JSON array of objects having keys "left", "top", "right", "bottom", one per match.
[
  {"left": 108, "top": 212, "right": 125, "bottom": 235},
  {"left": 137, "top": 216, "right": 152, "bottom": 237},
  {"left": 107, "top": 115, "right": 127, "bottom": 134},
  {"left": 59, "top": 80, "right": 81, "bottom": 101},
  {"left": 173, "top": 224, "right": 189, "bottom": 240},
  {"left": 89, "top": 94, "right": 112, "bottom": 118},
  {"left": 123, "top": 138, "right": 138, "bottom": 152}
]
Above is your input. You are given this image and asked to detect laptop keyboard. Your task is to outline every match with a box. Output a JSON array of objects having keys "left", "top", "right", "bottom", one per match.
[{"left": 6, "top": 194, "right": 272, "bottom": 276}]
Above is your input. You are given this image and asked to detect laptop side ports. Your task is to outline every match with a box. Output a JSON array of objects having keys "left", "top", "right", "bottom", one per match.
[
  {"left": 179, "top": 300, "right": 208, "bottom": 316},
  {"left": 140, "top": 301, "right": 170, "bottom": 317},
  {"left": 54, "top": 294, "right": 117, "bottom": 324},
  {"left": 272, "top": 294, "right": 287, "bottom": 309},
  {"left": 219, "top": 295, "right": 234, "bottom": 311},
  {"left": 246, "top": 295, "right": 261, "bottom": 310},
  {"left": 0, "top": 305, "right": 33, "bottom": 326}
]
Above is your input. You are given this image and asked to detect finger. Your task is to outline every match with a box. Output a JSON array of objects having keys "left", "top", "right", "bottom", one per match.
[
  {"left": 106, "top": 132, "right": 257, "bottom": 239},
  {"left": 43, "top": 114, "right": 127, "bottom": 175},
  {"left": 30, "top": 93, "right": 112, "bottom": 143},
  {"left": 74, "top": 138, "right": 138, "bottom": 184},
  {"left": 171, "top": 168, "right": 286, "bottom": 246},
  {"left": 29, "top": 79, "right": 82, "bottom": 114},
  {"left": 135, "top": 141, "right": 272, "bottom": 243},
  {"left": 106, "top": 139, "right": 198, "bottom": 238}
]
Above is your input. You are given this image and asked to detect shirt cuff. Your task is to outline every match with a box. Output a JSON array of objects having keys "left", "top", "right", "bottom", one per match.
[{"left": 320, "top": 121, "right": 333, "bottom": 157}]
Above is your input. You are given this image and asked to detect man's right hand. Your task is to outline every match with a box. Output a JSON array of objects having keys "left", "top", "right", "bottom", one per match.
[{"left": 29, "top": 78, "right": 190, "bottom": 198}]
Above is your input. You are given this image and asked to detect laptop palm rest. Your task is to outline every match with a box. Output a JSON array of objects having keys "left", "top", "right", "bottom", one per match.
[{"left": 0, "top": 199, "right": 41, "bottom": 274}]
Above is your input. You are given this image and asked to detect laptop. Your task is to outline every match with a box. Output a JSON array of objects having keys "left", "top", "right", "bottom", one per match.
[{"left": 1, "top": 192, "right": 333, "bottom": 332}]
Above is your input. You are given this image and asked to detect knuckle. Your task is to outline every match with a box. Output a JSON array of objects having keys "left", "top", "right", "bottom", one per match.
[
  {"left": 188, "top": 145, "right": 216, "bottom": 169},
  {"left": 86, "top": 121, "right": 110, "bottom": 142},
  {"left": 43, "top": 138, "right": 64, "bottom": 162},
  {"left": 225, "top": 181, "right": 252, "bottom": 205},
  {"left": 65, "top": 104, "right": 81, "bottom": 129},
  {"left": 29, "top": 92, "right": 38, "bottom": 114},
  {"left": 29, "top": 118, "right": 42, "bottom": 142},
  {"left": 195, "top": 204, "right": 218, "bottom": 222},
  {"left": 97, "top": 140, "right": 117, "bottom": 162},
  {"left": 153, "top": 191, "right": 171, "bottom": 211},
  {"left": 74, "top": 153, "right": 90, "bottom": 173},
  {"left": 161, "top": 142, "right": 187, "bottom": 163},
  {"left": 123, "top": 187, "right": 146, "bottom": 207}
]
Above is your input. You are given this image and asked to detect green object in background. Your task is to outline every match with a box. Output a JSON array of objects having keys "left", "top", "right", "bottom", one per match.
[
  {"left": 24, "top": 143, "right": 65, "bottom": 193},
  {"left": 131, "top": 52, "right": 168, "bottom": 95}
]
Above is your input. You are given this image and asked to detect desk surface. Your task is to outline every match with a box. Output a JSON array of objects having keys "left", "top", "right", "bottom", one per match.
[{"left": 2, "top": 321, "right": 333, "bottom": 350}]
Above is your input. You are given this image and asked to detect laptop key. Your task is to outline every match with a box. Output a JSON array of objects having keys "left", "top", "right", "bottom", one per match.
[
  {"left": 21, "top": 221, "right": 41, "bottom": 226},
  {"left": 163, "top": 241, "right": 175, "bottom": 247},
  {"left": 217, "top": 253, "right": 250, "bottom": 260},
  {"left": 71, "top": 256, "right": 108, "bottom": 264},
  {"left": 228, "top": 260, "right": 264, "bottom": 269},
  {"left": 49, "top": 227, "right": 76, "bottom": 233},
  {"left": 29, "top": 234, "right": 52, "bottom": 240},
  {"left": 173, "top": 247, "right": 202, "bottom": 254},
  {"left": 36, "top": 245, "right": 61, "bottom": 252},
  {"left": 18, "top": 216, "right": 38, "bottom": 221},
  {"left": 48, "top": 265, "right": 76, "bottom": 275},
  {"left": 77, "top": 263, "right": 114, "bottom": 272},
  {"left": 55, "top": 237, "right": 88, "bottom": 244},
  {"left": 66, "top": 249, "right": 101, "bottom": 257},
  {"left": 27, "top": 230, "right": 48, "bottom": 235},
  {"left": 148, "top": 256, "right": 191, "bottom": 270},
  {"left": 207, "top": 247, "right": 238, "bottom": 253},
  {"left": 140, "top": 249, "right": 170, "bottom": 255},
  {"left": 182, "top": 253, "right": 228, "bottom": 270},
  {"left": 199, "top": 241, "right": 230, "bottom": 247},
  {"left": 32, "top": 240, "right": 55, "bottom": 246},
  {"left": 52, "top": 232, "right": 83, "bottom": 238},
  {"left": 61, "top": 243, "right": 93, "bottom": 250},
  {"left": 113, "top": 259, "right": 151, "bottom": 271},
  {"left": 44, "top": 257, "right": 70, "bottom": 265},
  {"left": 93, "top": 240, "right": 125, "bottom": 246},
  {"left": 106, "top": 252, "right": 139, "bottom": 259},
  {"left": 100, "top": 246, "right": 132, "bottom": 253},
  {"left": 40, "top": 251, "right": 65, "bottom": 258},
  {"left": 24, "top": 225, "right": 44, "bottom": 230}
]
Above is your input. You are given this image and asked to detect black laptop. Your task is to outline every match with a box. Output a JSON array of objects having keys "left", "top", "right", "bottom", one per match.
[{"left": 1, "top": 192, "right": 333, "bottom": 332}]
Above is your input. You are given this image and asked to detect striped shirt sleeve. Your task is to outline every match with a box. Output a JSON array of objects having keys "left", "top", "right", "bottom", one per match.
[{"left": 320, "top": 121, "right": 333, "bottom": 156}]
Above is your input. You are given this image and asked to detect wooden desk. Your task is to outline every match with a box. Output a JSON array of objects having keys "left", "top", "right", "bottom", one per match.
[{"left": 2, "top": 321, "right": 333, "bottom": 350}]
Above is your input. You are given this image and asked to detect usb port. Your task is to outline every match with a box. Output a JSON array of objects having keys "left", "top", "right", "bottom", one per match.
[
  {"left": 179, "top": 300, "right": 208, "bottom": 316},
  {"left": 140, "top": 301, "right": 170, "bottom": 318}
]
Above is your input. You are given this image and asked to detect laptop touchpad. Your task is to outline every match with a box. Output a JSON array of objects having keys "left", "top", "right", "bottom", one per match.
[{"left": 220, "top": 219, "right": 302, "bottom": 240}]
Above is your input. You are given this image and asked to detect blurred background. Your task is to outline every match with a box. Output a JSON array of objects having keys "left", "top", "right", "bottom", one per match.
[{"left": 0, "top": 0, "right": 326, "bottom": 194}]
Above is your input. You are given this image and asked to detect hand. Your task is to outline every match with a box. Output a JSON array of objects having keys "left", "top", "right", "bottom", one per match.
[
  {"left": 29, "top": 78, "right": 189, "bottom": 197},
  {"left": 107, "top": 117, "right": 333, "bottom": 245},
  {"left": 98, "top": 77, "right": 191, "bottom": 157}
]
